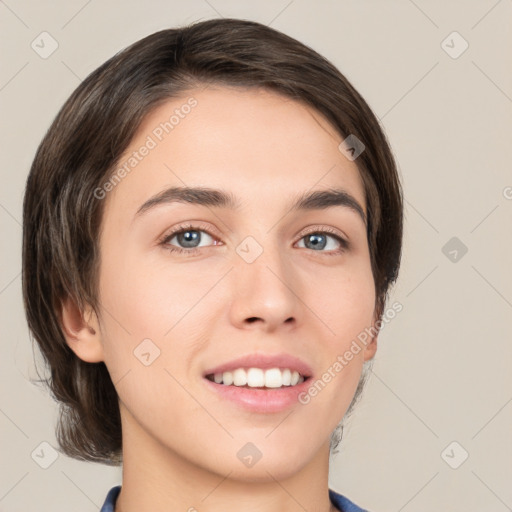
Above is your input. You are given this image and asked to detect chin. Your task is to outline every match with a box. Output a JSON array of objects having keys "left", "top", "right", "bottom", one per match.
[{"left": 198, "top": 436, "right": 320, "bottom": 483}]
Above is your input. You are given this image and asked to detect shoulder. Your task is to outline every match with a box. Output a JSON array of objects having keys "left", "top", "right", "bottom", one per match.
[
  {"left": 100, "top": 485, "right": 121, "bottom": 512},
  {"left": 329, "top": 488, "right": 371, "bottom": 512}
]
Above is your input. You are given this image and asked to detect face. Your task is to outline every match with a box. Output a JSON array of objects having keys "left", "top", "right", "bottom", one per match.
[{"left": 83, "top": 86, "right": 377, "bottom": 480}]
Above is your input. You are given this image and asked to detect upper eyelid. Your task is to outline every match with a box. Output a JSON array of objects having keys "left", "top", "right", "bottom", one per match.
[
  {"left": 298, "top": 224, "right": 348, "bottom": 240},
  {"left": 161, "top": 223, "right": 218, "bottom": 243},
  {"left": 161, "top": 223, "right": 349, "bottom": 246}
]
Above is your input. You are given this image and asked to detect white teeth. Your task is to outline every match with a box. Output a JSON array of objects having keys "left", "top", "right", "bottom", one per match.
[
  {"left": 247, "top": 368, "right": 265, "bottom": 387},
  {"left": 233, "top": 368, "right": 247, "bottom": 386},
  {"left": 222, "top": 371, "right": 233, "bottom": 385},
  {"left": 262, "top": 368, "right": 281, "bottom": 388},
  {"left": 210, "top": 368, "right": 307, "bottom": 388}
]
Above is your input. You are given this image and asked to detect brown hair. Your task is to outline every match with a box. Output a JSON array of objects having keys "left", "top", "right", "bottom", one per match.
[{"left": 22, "top": 17, "right": 403, "bottom": 464}]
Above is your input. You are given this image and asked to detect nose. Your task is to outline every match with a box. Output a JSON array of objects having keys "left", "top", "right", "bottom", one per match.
[{"left": 228, "top": 244, "right": 301, "bottom": 332}]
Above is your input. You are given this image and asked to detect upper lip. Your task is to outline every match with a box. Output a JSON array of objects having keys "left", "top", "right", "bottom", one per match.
[{"left": 203, "top": 352, "right": 313, "bottom": 378}]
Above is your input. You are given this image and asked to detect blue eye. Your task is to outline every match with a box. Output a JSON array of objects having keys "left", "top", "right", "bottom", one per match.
[
  {"left": 160, "top": 224, "right": 217, "bottom": 254},
  {"left": 297, "top": 231, "right": 348, "bottom": 253},
  {"left": 159, "top": 224, "right": 349, "bottom": 256}
]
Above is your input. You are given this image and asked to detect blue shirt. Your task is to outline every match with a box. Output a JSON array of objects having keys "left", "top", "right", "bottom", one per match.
[{"left": 100, "top": 485, "right": 368, "bottom": 512}]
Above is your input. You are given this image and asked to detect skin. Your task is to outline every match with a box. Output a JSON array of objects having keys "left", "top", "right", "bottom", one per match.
[{"left": 61, "top": 86, "right": 379, "bottom": 512}]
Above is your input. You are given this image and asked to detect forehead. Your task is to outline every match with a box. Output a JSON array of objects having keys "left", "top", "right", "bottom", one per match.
[{"left": 102, "top": 86, "right": 366, "bottom": 221}]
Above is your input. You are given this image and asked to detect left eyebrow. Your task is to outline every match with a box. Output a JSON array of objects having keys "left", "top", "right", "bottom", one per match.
[
  {"left": 289, "top": 188, "right": 366, "bottom": 226},
  {"left": 133, "top": 186, "right": 366, "bottom": 226}
]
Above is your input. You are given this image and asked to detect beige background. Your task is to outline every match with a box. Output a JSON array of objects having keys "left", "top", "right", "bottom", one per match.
[{"left": 1, "top": 1, "right": 511, "bottom": 511}]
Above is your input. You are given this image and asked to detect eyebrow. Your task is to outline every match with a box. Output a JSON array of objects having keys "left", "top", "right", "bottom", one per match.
[{"left": 133, "top": 186, "right": 366, "bottom": 226}]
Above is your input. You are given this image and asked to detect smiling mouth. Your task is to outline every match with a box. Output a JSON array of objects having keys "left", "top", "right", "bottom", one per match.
[{"left": 204, "top": 367, "right": 311, "bottom": 389}]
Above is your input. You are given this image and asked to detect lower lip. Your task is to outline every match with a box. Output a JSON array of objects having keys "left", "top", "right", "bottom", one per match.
[{"left": 202, "top": 377, "right": 312, "bottom": 413}]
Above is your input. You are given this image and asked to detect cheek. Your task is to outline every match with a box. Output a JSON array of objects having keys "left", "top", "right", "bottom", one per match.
[
  {"left": 96, "top": 259, "right": 206, "bottom": 427},
  {"left": 97, "top": 248, "right": 217, "bottom": 378},
  {"left": 309, "top": 255, "right": 376, "bottom": 345},
  {"left": 99, "top": 245, "right": 207, "bottom": 334}
]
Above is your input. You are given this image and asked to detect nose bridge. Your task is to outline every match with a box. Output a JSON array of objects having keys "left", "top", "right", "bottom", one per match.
[{"left": 229, "top": 234, "right": 300, "bottom": 329}]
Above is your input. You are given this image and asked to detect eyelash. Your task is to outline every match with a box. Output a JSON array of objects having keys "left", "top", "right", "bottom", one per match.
[{"left": 158, "top": 223, "right": 349, "bottom": 256}]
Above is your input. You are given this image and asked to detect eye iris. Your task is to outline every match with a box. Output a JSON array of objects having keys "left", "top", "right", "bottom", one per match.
[
  {"left": 178, "top": 230, "right": 200, "bottom": 248},
  {"left": 306, "top": 233, "right": 326, "bottom": 250}
]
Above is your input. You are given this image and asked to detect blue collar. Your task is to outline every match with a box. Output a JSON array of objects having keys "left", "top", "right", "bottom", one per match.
[{"left": 100, "top": 485, "right": 368, "bottom": 512}]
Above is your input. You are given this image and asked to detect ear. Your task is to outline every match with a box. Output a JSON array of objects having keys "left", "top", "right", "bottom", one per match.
[
  {"left": 363, "top": 309, "right": 381, "bottom": 362},
  {"left": 363, "top": 334, "right": 378, "bottom": 362},
  {"left": 60, "top": 295, "right": 104, "bottom": 363}
]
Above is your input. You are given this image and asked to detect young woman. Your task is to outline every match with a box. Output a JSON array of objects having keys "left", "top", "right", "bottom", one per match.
[{"left": 22, "top": 18, "right": 403, "bottom": 512}]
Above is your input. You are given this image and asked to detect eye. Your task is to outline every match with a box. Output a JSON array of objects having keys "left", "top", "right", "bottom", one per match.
[
  {"left": 296, "top": 227, "right": 349, "bottom": 255},
  {"left": 159, "top": 223, "right": 220, "bottom": 255},
  {"left": 158, "top": 223, "right": 349, "bottom": 256}
]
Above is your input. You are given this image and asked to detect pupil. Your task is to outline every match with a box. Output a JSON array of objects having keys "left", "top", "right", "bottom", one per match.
[
  {"left": 178, "top": 230, "right": 200, "bottom": 248},
  {"left": 307, "top": 233, "right": 326, "bottom": 250}
]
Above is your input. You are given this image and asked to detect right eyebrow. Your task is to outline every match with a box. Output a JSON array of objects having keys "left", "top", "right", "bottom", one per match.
[{"left": 134, "top": 186, "right": 240, "bottom": 218}]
